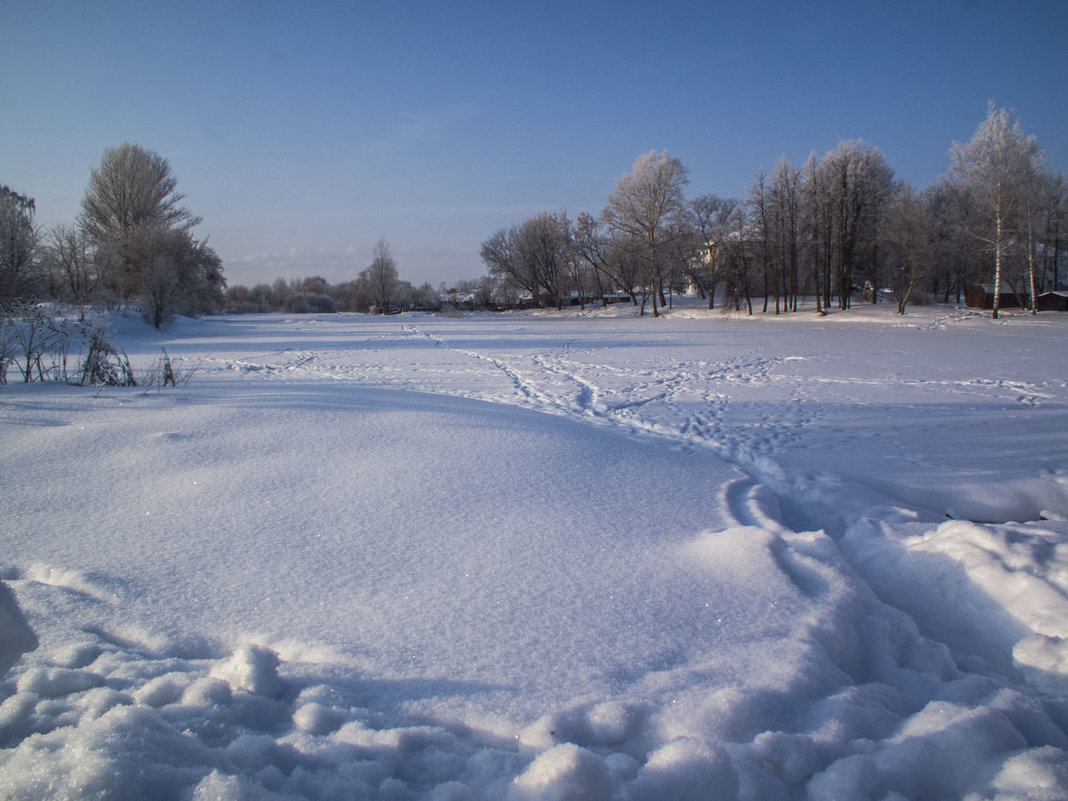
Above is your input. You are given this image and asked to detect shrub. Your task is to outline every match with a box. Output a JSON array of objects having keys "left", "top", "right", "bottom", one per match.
[
  {"left": 79, "top": 323, "right": 136, "bottom": 387},
  {"left": 140, "top": 347, "right": 199, "bottom": 390}
]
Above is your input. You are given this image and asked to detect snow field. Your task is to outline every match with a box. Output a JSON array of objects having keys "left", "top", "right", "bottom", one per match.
[{"left": 2, "top": 302, "right": 1068, "bottom": 799}]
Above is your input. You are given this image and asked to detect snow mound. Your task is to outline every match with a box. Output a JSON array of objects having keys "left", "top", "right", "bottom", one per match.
[
  {"left": 508, "top": 744, "right": 611, "bottom": 801},
  {"left": 211, "top": 644, "right": 282, "bottom": 698},
  {"left": 842, "top": 515, "right": 1068, "bottom": 692},
  {"left": 0, "top": 581, "right": 36, "bottom": 677}
]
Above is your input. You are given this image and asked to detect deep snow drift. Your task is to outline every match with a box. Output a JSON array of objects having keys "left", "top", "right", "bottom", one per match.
[{"left": 1, "top": 302, "right": 1067, "bottom": 800}]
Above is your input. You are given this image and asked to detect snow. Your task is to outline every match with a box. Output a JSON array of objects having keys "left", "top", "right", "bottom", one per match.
[
  {"left": 2, "top": 301, "right": 1068, "bottom": 799},
  {"left": 0, "top": 582, "right": 36, "bottom": 678}
]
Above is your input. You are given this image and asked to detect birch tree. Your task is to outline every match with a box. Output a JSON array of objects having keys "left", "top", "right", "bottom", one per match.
[{"left": 950, "top": 104, "right": 1044, "bottom": 318}]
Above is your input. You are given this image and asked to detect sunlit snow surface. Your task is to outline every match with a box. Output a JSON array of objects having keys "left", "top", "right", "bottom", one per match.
[{"left": 2, "top": 302, "right": 1068, "bottom": 800}]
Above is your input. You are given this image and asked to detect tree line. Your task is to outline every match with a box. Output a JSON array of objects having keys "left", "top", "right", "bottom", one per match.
[
  {"left": 482, "top": 105, "right": 1066, "bottom": 318},
  {"left": 5, "top": 106, "right": 1062, "bottom": 326},
  {"left": 1, "top": 143, "right": 226, "bottom": 327},
  {"left": 225, "top": 270, "right": 496, "bottom": 315},
  {"left": 224, "top": 238, "right": 489, "bottom": 315}
]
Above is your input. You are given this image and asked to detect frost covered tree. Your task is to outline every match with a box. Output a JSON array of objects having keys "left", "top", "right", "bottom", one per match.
[
  {"left": 602, "top": 151, "right": 690, "bottom": 316},
  {"left": 80, "top": 144, "right": 200, "bottom": 237},
  {"left": 360, "top": 237, "right": 399, "bottom": 313},
  {"left": 950, "top": 104, "right": 1044, "bottom": 318},
  {"left": 78, "top": 144, "right": 223, "bottom": 322},
  {"left": 0, "top": 185, "right": 41, "bottom": 300},
  {"left": 796, "top": 143, "right": 894, "bottom": 311},
  {"left": 815, "top": 141, "right": 894, "bottom": 309},
  {"left": 79, "top": 144, "right": 200, "bottom": 295}
]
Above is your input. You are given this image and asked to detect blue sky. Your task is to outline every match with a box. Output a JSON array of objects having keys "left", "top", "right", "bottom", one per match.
[{"left": 3, "top": 0, "right": 1067, "bottom": 288}]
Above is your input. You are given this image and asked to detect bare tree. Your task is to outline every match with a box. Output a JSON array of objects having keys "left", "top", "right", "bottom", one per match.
[
  {"left": 556, "top": 211, "right": 591, "bottom": 309},
  {"left": 801, "top": 152, "right": 832, "bottom": 315},
  {"left": 481, "top": 214, "right": 569, "bottom": 308},
  {"left": 0, "top": 315, "right": 13, "bottom": 384},
  {"left": 883, "top": 182, "right": 932, "bottom": 314},
  {"left": 769, "top": 157, "right": 802, "bottom": 312},
  {"left": 45, "top": 223, "right": 102, "bottom": 304},
  {"left": 1042, "top": 173, "right": 1066, "bottom": 291},
  {"left": 361, "top": 237, "right": 399, "bottom": 313},
  {"left": 950, "top": 104, "right": 1044, "bottom": 318},
  {"left": 572, "top": 213, "right": 645, "bottom": 305},
  {"left": 602, "top": 151, "right": 690, "bottom": 317},
  {"left": 748, "top": 168, "right": 776, "bottom": 312},
  {"left": 481, "top": 227, "right": 535, "bottom": 300},
  {"left": 690, "top": 194, "right": 739, "bottom": 309},
  {"left": 925, "top": 180, "right": 975, "bottom": 304},
  {"left": 719, "top": 203, "right": 756, "bottom": 314},
  {"left": 515, "top": 213, "right": 568, "bottom": 309}
]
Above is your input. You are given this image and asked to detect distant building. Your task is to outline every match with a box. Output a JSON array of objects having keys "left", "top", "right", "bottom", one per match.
[
  {"left": 1036, "top": 291, "right": 1068, "bottom": 311},
  {"left": 964, "top": 284, "right": 1029, "bottom": 310}
]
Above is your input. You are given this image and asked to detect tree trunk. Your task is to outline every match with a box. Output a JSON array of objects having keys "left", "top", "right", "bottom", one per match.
[
  {"left": 993, "top": 186, "right": 1003, "bottom": 319},
  {"left": 1027, "top": 220, "right": 1037, "bottom": 315}
]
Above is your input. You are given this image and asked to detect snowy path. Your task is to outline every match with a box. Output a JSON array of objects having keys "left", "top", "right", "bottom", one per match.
[
  {"left": 209, "top": 312, "right": 1068, "bottom": 527},
  {"left": 2, "top": 305, "right": 1068, "bottom": 800}
]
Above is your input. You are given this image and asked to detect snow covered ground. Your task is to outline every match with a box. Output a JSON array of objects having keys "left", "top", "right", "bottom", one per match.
[{"left": 2, "top": 300, "right": 1067, "bottom": 800}]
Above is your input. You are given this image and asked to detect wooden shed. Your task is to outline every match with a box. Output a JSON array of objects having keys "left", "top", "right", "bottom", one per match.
[
  {"left": 964, "top": 284, "right": 1028, "bottom": 310},
  {"left": 1036, "top": 291, "right": 1068, "bottom": 311}
]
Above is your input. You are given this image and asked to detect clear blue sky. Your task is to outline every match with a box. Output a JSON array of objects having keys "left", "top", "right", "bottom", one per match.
[{"left": 3, "top": 0, "right": 1066, "bottom": 288}]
